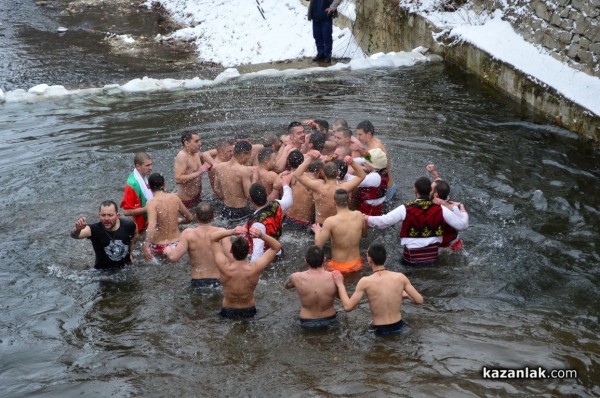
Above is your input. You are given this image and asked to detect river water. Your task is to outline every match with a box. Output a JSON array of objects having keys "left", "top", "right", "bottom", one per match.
[
  {"left": 2, "top": 2, "right": 600, "bottom": 398},
  {"left": 1, "top": 64, "right": 599, "bottom": 397}
]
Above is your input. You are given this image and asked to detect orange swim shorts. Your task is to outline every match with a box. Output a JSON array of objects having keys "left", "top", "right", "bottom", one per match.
[{"left": 326, "top": 258, "right": 364, "bottom": 274}]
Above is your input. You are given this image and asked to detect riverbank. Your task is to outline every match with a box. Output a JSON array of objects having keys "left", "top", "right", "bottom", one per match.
[{"left": 351, "top": 0, "right": 600, "bottom": 142}]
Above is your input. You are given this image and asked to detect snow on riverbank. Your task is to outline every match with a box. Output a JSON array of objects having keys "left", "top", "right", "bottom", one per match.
[
  {"left": 1, "top": 0, "right": 598, "bottom": 118},
  {"left": 0, "top": 50, "right": 437, "bottom": 103}
]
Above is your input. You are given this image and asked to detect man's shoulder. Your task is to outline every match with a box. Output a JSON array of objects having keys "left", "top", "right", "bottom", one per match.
[
  {"left": 175, "top": 149, "right": 189, "bottom": 159},
  {"left": 119, "top": 217, "right": 136, "bottom": 230},
  {"left": 88, "top": 221, "right": 103, "bottom": 234}
]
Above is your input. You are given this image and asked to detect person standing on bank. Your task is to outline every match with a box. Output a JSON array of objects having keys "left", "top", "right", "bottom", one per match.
[
  {"left": 307, "top": 0, "right": 342, "bottom": 64},
  {"left": 71, "top": 200, "right": 137, "bottom": 270}
]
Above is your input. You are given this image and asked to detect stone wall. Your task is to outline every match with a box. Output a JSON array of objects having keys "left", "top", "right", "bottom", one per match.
[
  {"left": 478, "top": 0, "right": 600, "bottom": 78},
  {"left": 351, "top": 0, "right": 600, "bottom": 141}
]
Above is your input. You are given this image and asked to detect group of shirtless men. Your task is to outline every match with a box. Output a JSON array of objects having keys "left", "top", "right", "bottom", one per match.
[{"left": 71, "top": 118, "right": 469, "bottom": 335}]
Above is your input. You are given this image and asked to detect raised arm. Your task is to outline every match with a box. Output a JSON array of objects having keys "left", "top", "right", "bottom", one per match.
[
  {"left": 249, "top": 227, "right": 282, "bottom": 272},
  {"left": 276, "top": 173, "right": 293, "bottom": 211},
  {"left": 210, "top": 228, "right": 240, "bottom": 271},
  {"left": 339, "top": 156, "right": 366, "bottom": 191},
  {"left": 70, "top": 217, "right": 92, "bottom": 239},
  {"left": 293, "top": 151, "right": 322, "bottom": 191},
  {"left": 201, "top": 148, "right": 218, "bottom": 168},
  {"left": 426, "top": 163, "right": 441, "bottom": 181}
]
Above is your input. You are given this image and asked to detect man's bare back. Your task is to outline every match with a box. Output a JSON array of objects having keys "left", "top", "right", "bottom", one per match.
[
  {"left": 214, "top": 159, "right": 253, "bottom": 208},
  {"left": 166, "top": 224, "right": 232, "bottom": 279},
  {"left": 316, "top": 208, "right": 365, "bottom": 263},
  {"left": 143, "top": 187, "right": 193, "bottom": 259},
  {"left": 334, "top": 269, "right": 422, "bottom": 325},
  {"left": 294, "top": 151, "right": 365, "bottom": 225},
  {"left": 286, "top": 267, "right": 337, "bottom": 319},
  {"left": 211, "top": 226, "right": 281, "bottom": 311},
  {"left": 333, "top": 242, "right": 423, "bottom": 329},
  {"left": 286, "top": 176, "right": 315, "bottom": 223}
]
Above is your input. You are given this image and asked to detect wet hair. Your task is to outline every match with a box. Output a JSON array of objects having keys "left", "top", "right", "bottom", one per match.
[
  {"left": 309, "top": 132, "right": 327, "bottom": 152},
  {"left": 287, "top": 149, "right": 304, "bottom": 169},
  {"left": 234, "top": 131, "right": 250, "bottom": 141},
  {"left": 335, "top": 145, "right": 351, "bottom": 157},
  {"left": 367, "top": 242, "right": 387, "bottom": 266},
  {"left": 216, "top": 139, "right": 234, "bottom": 152},
  {"left": 231, "top": 237, "right": 249, "bottom": 260},
  {"left": 181, "top": 130, "right": 198, "bottom": 145},
  {"left": 99, "top": 200, "right": 119, "bottom": 213},
  {"left": 233, "top": 140, "right": 252, "bottom": 156},
  {"left": 332, "top": 118, "right": 349, "bottom": 130},
  {"left": 249, "top": 183, "right": 268, "bottom": 206},
  {"left": 305, "top": 245, "right": 324, "bottom": 268},
  {"left": 333, "top": 159, "right": 348, "bottom": 179},
  {"left": 148, "top": 173, "right": 165, "bottom": 191},
  {"left": 263, "top": 134, "right": 281, "bottom": 150},
  {"left": 337, "top": 127, "right": 353, "bottom": 138},
  {"left": 314, "top": 119, "right": 329, "bottom": 133},
  {"left": 323, "top": 162, "right": 339, "bottom": 179},
  {"left": 433, "top": 180, "right": 450, "bottom": 200},
  {"left": 307, "top": 159, "right": 324, "bottom": 174},
  {"left": 415, "top": 176, "right": 433, "bottom": 197},
  {"left": 356, "top": 120, "right": 375, "bottom": 135},
  {"left": 334, "top": 189, "right": 350, "bottom": 207},
  {"left": 134, "top": 152, "right": 151, "bottom": 166},
  {"left": 288, "top": 121, "right": 303, "bottom": 132},
  {"left": 258, "top": 147, "right": 274, "bottom": 164},
  {"left": 195, "top": 202, "right": 214, "bottom": 223}
]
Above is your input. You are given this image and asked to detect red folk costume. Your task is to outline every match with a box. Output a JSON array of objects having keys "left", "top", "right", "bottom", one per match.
[
  {"left": 246, "top": 201, "right": 284, "bottom": 254},
  {"left": 357, "top": 170, "right": 389, "bottom": 216},
  {"left": 399, "top": 199, "right": 444, "bottom": 264}
]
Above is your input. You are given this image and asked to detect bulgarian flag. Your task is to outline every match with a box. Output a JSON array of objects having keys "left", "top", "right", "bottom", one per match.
[{"left": 121, "top": 170, "right": 152, "bottom": 233}]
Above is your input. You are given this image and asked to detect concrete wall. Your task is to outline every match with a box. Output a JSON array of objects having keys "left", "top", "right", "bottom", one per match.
[{"left": 352, "top": 0, "right": 600, "bottom": 142}]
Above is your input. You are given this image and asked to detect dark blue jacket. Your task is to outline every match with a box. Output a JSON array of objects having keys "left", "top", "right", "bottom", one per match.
[{"left": 308, "top": 0, "right": 334, "bottom": 22}]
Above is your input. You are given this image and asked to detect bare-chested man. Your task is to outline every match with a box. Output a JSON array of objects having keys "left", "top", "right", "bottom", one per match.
[
  {"left": 204, "top": 139, "right": 234, "bottom": 200},
  {"left": 333, "top": 242, "right": 423, "bottom": 335},
  {"left": 143, "top": 173, "right": 193, "bottom": 260},
  {"left": 213, "top": 140, "right": 254, "bottom": 222},
  {"left": 253, "top": 147, "right": 279, "bottom": 201},
  {"left": 285, "top": 245, "right": 339, "bottom": 329},
  {"left": 313, "top": 189, "right": 366, "bottom": 274},
  {"left": 293, "top": 150, "right": 365, "bottom": 225},
  {"left": 275, "top": 121, "right": 307, "bottom": 172},
  {"left": 175, "top": 131, "right": 212, "bottom": 209},
  {"left": 333, "top": 126, "right": 363, "bottom": 158},
  {"left": 164, "top": 202, "right": 233, "bottom": 288},
  {"left": 278, "top": 150, "right": 315, "bottom": 231},
  {"left": 211, "top": 226, "right": 282, "bottom": 319},
  {"left": 355, "top": 120, "right": 396, "bottom": 200}
]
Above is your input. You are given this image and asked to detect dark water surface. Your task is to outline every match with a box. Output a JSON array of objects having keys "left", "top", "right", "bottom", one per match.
[{"left": 1, "top": 63, "right": 599, "bottom": 397}]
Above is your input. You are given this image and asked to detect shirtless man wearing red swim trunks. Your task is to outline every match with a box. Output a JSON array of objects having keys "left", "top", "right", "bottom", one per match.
[{"left": 143, "top": 173, "right": 193, "bottom": 260}]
